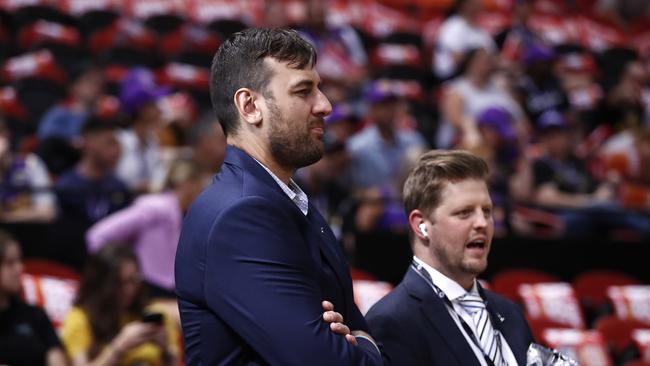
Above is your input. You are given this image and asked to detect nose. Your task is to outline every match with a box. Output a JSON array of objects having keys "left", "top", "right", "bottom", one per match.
[
  {"left": 313, "top": 89, "right": 332, "bottom": 118},
  {"left": 473, "top": 208, "right": 488, "bottom": 230}
]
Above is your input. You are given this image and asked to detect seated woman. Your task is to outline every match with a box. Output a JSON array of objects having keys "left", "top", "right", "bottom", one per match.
[
  {"left": 61, "top": 244, "right": 178, "bottom": 366},
  {"left": 86, "top": 158, "right": 211, "bottom": 297},
  {"left": 0, "top": 230, "right": 68, "bottom": 366}
]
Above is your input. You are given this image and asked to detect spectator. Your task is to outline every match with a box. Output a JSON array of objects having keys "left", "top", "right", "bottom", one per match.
[
  {"left": 55, "top": 117, "right": 131, "bottom": 228},
  {"left": 324, "top": 103, "right": 360, "bottom": 143},
  {"left": 296, "top": 132, "right": 351, "bottom": 234},
  {"left": 116, "top": 68, "right": 171, "bottom": 193},
  {"left": 432, "top": 0, "right": 496, "bottom": 80},
  {"left": 298, "top": 0, "right": 368, "bottom": 99},
  {"left": 347, "top": 80, "right": 427, "bottom": 191},
  {"left": 516, "top": 43, "right": 570, "bottom": 127},
  {"left": 0, "top": 118, "right": 56, "bottom": 223},
  {"left": 188, "top": 113, "right": 226, "bottom": 174},
  {"left": 531, "top": 110, "right": 650, "bottom": 239},
  {"left": 0, "top": 230, "right": 68, "bottom": 366},
  {"left": 36, "top": 62, "right": 105, "bottom": 143},
  {"left": 86, "top": 158, "right": 211, "bottom": 297},
  {"left": 61, "top": 244, "right": 178, "bottom": 366},
  {"left": 597, "top": 59, "right": 649, "bottom": 130},
  {"left": 495, "top": 0, "right": 540, "bottom": 62},
  {"left": 471, "top": 107, "right": 529, "bottom": 235},
  {"left": 439, "top": 48, "right": 527, "bottom": 150}
]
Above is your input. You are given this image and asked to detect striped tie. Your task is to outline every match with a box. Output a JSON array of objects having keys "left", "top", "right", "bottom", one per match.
[{"left": 458, "top": 293, "right": 506, "bottom": 366}]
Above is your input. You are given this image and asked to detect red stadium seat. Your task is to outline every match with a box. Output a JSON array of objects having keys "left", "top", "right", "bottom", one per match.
[
  {"left": 23, "top": 258, "right": 80, "bottom": 281},
  {"left": 526, "top": 316, "right": 573, "bottom": 346},
  {"left": 21, "top": 259, "right": 80, "bottom": 329},
  {"left": 491, "top": 268, "right": 560, "bottom": 302},
  {"left": 543, "top": 328, "right": 613, "bottom": 366},
  {"left": 595, "top": 315, "right": 650, "bottom": 357},
  {"left": 574, "top": 271, "right": 641, "bottom": 311},
  {"left": 519, "top": 282, "right": 586, "bottom": 329}
]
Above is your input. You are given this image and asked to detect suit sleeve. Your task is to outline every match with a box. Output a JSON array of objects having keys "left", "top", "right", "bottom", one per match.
[
  {"left": 204, "top": 196, "right": 382, "bottom": 366},
  {"left": 366, "top": 310, "right": 423, "bottom": 366}
]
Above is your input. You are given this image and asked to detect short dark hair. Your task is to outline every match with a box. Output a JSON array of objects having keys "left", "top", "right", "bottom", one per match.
[
  {"left": 209, "top": 28, "right": 317, "bottom": 137},
  {"left": 403, "top": 150, "right": 489, "bottom": 218},
  {"left": 81, "top": 116, "right": 117, "bottom": 136}
]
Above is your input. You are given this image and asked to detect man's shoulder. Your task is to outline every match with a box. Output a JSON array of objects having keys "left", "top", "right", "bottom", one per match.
[{"left": 366, "top": 281, "right": 414, "bottom": 321}]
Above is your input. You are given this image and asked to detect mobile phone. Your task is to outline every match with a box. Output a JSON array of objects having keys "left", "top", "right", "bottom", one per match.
[{"left": 142, "top": 312, "right": 164, "bottom": 325}]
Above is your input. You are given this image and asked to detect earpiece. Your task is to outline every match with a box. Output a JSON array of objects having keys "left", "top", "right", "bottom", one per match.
[{"left": 418, "top": 223, "right": 427, "bottom": 236}]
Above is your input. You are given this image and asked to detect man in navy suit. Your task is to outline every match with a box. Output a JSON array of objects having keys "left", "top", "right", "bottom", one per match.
[
  {"left": 175, "top": 28, "right": 382, "bottom": 365},
  {"left": 366, "top": 150, "right": 534, "bottom": 366}
]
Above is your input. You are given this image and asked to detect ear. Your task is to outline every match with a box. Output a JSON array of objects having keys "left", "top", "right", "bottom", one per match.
[
  {"left": 409, "top": 209, "right": 429, "bottom": 243},
  {"left": 233, "top": 88, "right": 262, "bottom": 126}
]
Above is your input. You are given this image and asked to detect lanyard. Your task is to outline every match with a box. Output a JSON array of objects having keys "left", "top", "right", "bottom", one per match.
[{"left": 411, "top": 260, "right": 503, "bottom": 366}]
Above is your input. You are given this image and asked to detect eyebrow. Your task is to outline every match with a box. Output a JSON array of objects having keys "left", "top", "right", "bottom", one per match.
[{"left": 289, "top": 79, "right": 317, "bottom": 90}]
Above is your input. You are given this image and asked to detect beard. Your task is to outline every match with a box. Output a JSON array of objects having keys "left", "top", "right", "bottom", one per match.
[{"left": 267, "top": 100, "right": 324, "bottom": 169}]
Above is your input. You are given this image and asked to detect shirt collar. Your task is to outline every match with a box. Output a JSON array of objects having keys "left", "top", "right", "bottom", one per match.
[
  {"left": 413, "top": 256, "right": 478, "bottom": 301},
  {"left": 253, "top": 158, "right": 309, "bottom": 216}
]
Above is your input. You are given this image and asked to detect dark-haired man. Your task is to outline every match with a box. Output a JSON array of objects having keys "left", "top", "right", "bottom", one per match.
[
  {"left": 175, "top": 28, "right": 382, "bottom": 365},
  {"left": 55, "top": 117, "right": 131, "bottom": 227},
  {"left": 366, "top": 150, "right": 533, "bottom": 365}
]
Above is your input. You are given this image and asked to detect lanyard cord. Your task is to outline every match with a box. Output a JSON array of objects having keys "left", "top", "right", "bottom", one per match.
[{"left": 411, "top": 260, "right": 502, "bottom": 366}]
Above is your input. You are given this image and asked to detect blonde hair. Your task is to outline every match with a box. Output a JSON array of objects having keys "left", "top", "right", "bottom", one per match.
[{"left": 402, "top": 149, "right": 489, "bottom": 218}]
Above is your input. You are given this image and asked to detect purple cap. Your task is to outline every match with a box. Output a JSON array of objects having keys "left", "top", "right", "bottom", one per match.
[
  {"left": 365, "top": 79, "right": 399, "bottom": 104},
  {"left": 326, "top": 104, "right": 359, "bottom": 125},
  {"left": 119, "top": 67, "right": 171, "bottom": 115},
  {"left": 522, "top": 43, "right": 555, "bottom": 65},
  {"left": 477, "top": 107, "right": 516, "bottom": 140},
  {"left": 537, "top": 109, "right": 568, "bottom": 131}
]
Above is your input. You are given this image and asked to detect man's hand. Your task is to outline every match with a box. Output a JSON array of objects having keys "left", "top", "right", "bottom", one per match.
[{"left": 322, "top": 301, "right": 358, "bottom": 345}]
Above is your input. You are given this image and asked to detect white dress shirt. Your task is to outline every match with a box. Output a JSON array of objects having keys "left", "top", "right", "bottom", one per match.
[
  {"left": 413, "top": 256, "right": 519, "bottom": 366},
  {"left": 254, "top": 159, "right": 309, "bottom": 216}
]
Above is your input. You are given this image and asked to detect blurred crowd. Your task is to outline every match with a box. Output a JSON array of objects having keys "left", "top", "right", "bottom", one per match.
[
  {"left": 0, "top": 0, "right": 648, "bottom": 270},
  {"left": 1, "top": 0, "right": 650, "bottom": 364},
  {"left": 0, "top": 0, "right": 649, "bottom": 264}
]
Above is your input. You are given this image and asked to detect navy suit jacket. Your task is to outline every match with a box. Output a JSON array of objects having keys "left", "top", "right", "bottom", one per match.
[
  {"left": 366, "top": 268, "right": 534, "bottom": 366},
  {"left": 175, "top": 146, "right": 382, "bottom": 365}
]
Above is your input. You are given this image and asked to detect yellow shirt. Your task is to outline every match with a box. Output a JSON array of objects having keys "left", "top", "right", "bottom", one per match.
[{"left": 61, "top": 304, "right": 178, "bottom": 366}]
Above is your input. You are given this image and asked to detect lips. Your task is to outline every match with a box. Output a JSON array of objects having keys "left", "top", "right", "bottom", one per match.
[{"left": 466, "top": 236, "right": 488, "bottom": 250}]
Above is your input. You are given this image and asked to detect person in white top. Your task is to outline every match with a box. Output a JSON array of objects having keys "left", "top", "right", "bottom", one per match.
[
  {"left": 433, "top": 0, "right": 496, "bottom": 80},
  {"left": 366, "top": 149, "right": 534, "bottom": 365}
]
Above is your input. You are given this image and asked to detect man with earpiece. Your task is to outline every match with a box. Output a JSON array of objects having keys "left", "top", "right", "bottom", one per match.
[{"left": 365, "top": 150, "right": 534, "bottom": 366}]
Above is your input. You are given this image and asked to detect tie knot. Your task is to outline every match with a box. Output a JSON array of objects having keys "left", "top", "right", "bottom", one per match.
[{"left": 457, "top": 293, "right": 486, "bottom": 314}]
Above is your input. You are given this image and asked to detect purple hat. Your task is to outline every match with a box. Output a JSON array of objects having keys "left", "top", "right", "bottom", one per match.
[
  {"left": 537, "top": 109, "right": 568, "bottom": 131},
  {"left": 477, "top": 107, "right": 516, "bottom": 140},
  {"left": 326, "top": 104, "right": 359, "bottom": 125},
  {"left": 119, "top": 67, "right": 171, "bottom": 115},
  {"left": 365, "top": 79, "right": 399, "bottom": 104},
  {"left": 522, "top": 43, "right": 555, "bottom": 65}
]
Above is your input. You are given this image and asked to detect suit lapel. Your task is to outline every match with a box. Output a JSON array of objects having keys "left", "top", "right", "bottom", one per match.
[
  {"left": 305, "top": 203, "right": 349, "bottom": 292},
  {"left": 224, "top": 145, "right": 352, "bottom": 311},
  {"left": 404, "top": 269, "right": 482, "bottom": 366},
  {"left": 482, "top": 290, "right": 529, "bottom": 366}
]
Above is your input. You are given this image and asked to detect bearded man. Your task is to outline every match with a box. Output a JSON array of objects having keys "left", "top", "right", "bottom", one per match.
[{"left": 175, "top": 28, "right": 382, "bottom": 366}]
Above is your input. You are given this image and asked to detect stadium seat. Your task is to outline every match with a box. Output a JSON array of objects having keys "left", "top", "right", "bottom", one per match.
[
  {"left": 519, "top": 282, "right": 586, "bottom": 329},
  {"left": 543, "top": 328, "right": 613, "bottom": 366},
  {"left": 608, "top": 286, "right": 650, "bottom": 325},
  {"left": 574, "top": 271, "right": 641, "bottom": 317},
  {"left": 596, "top": 315, "right": 649, "bottom": 364},
  {"left": 491, "top": 268, "right": 560, "bottom": 302},
  {"left": 21, "top": 259, "right": 80, "bottom": 329},
  {"left": 526, "top": 316, "right": 573, "bottom": 346},
  {"left": 23, "top": 258, "right": 81, "bottom": 280}
]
